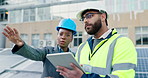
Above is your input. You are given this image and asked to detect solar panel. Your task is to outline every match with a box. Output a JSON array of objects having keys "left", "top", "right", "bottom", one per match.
[
  {"left": 136, "top": 59, "right": 148, "bottom": 72},
  {"left": 135, "top": 48, "right": 148, "bottom": 78},
  {"left": 137, "top": 49, "right": 148, "bottom": 57},
  {"left": 135, "top": 73, "right": 148, "bottom": 78}
]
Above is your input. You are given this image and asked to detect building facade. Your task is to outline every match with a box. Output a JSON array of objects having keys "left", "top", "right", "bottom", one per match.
[
  {"left": 1, "top": 0, "right": 104, "bottom": 48},
  {"left": 1, "top": 0, "right": 148, "bottom": 48},
  {"left": 105, "top": 0, "right": 148, "bottom": 14}
]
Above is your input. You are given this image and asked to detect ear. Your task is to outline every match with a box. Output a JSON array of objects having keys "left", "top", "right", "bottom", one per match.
[
  {"left": 101, "top": 13, "right": 106, "bottom": 22},
  {"left": 70, "top": 35, "right": 73, "bottom": 42}
]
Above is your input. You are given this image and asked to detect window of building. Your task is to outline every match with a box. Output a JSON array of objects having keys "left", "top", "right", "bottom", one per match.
[
  {"left": 20, "top": 34, "right": 28, "bottom": 44},
  {"left": 116, "top": 27, "right": 128, "bottom": 37},
  {"left": 23, "top": 9, "right": 29, "bottom": 22},
  {"left": 136, "top": 27, "right": 148, "bottom": 45},
  {"left": 73, "top": 32, "right": 82, "bottom": 46},
  {"left": 44, "top": 33, "right": 52, "bottom": 40},
  {"left": 32, "top": 34, "right": 40, "bottom": 47},
  {"left": 37, "top": 7, "right": 51, "bottom": 21},
  {"left": 140, "top": 0, "right": 148, "bottom": 10},
  {"left": 44, "top": 33, "right": 54, "bottom": 46},
  {"left": 23, "top": 9, "right": 35, "bottom": 22},
  {"left": 9, "top": 10, "right": 22, "bottom": 23},
  {"left": 30, "top": 9, "right": 35, "bottom": 21},
  {"left": 0, "top": 11, "right": 8, "bottom": 21}
]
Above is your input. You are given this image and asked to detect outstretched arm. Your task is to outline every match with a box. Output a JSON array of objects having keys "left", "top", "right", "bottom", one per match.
[{"left": 2, "top": 26, "right": 48, "bottom": 61}]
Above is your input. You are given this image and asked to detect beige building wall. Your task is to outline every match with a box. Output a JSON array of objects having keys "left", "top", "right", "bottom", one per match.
[
  {"left": 6, "top": 19, "right": 86, "bottom": 48},
  {"left": 6, "top": 10, "right": 148, "bottom": 48},
  {"left": 108, "top": 10, "right": 148, "bottom": 47}
]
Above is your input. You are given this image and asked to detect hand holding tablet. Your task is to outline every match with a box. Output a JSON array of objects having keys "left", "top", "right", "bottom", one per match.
[{"left": 46, "top": 52, "right": 84, "bottom": 72}]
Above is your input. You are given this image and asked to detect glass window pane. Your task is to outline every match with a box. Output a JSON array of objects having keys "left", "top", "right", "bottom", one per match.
[
  {"left": 143, "top": 34, "right": 148, "bottom": 45},
  {"left": 79, "top": 32, "right": 82, "bottom": 36},
  {"left": 9, "top": 10, "right": 22, "bottom": 23},
  {"left": 74, "top": 38, "right": 77, "bottom": 46},
  {"left": 135, "top": 26, "right": 148, "bottom": 45},
  {"left": 23, "top": 9, "right": 29, "bottom": 22},
  {"left": 20, "top": 34, "right": 28, "bottom": 44},
  {"left": 116, "top": 27, "right": 128, "bottom": 37},
  {"left": 74, "top": 32, "right": 82, "bottom": 46},
  {"left": 30, "top": 9, "right": 35, "bottom": 21},
  {"left": 135, "top": 27, "right": 141, "bottom": 33},
  {"left": 32, "top": 34, "right": 40, "bottom": 48},
  {"left": 142, "top": 27, "right": 148, "bottom": 33},
  {"left": 136, "top": 34, "right": 142, "bottom": 45},
  {"left": 37, "top": 7, "right": 51, "bottom": 21},
  {"left": 122, "top": 28, "right": 128, "bottom": 32},
  {"left": 116, "top": 28, "right": 121, "bottom": 33},
  {"left": 78, "top": 38, "right": 82, "bottom": 45},
  {"left": 44, "top": 33, "right": 52, "bottom": 40}
]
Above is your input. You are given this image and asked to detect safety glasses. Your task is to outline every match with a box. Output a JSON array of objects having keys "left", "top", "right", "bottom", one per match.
[
  {"left": 81, "top": 13, "right": 99, "bottom": 21},
  {"left": 80, "top": 10, "right": 107, "bottom": 21}
]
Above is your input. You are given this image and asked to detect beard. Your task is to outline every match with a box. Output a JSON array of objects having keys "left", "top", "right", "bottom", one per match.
[{"left": 85, "top": 19, "right": 102, "bottom": 35}]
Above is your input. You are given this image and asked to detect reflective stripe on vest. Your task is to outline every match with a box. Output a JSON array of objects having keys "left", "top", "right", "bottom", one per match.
[
  {"left": 82, "top": 63, "right": 136, "bottom": 75},
  {"left": 108, "top": 74, "right": 119, "bottom": 78},
  {"left": 77, "top": 35, "right": 136, "bottom": 76},
  {"left": 77, "top": 42, "right": 86, "bottom": 63}
]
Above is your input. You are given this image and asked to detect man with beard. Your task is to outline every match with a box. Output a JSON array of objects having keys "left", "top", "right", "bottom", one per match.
[
  {"left": 2, "top": 18, "right": 77, "bottom": 78},
  {"left": 56, "top": 8, "right": 137, "bottom": 78}
]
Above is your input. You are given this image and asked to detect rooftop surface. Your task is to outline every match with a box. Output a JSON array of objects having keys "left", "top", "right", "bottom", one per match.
[{"left": 0, "top": 47, "right": 148, "bottom": 78}]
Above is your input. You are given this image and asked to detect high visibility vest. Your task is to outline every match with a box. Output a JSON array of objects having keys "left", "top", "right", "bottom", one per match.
[{"left": 75, "top": 31, "right": 137, "bottom": 78}]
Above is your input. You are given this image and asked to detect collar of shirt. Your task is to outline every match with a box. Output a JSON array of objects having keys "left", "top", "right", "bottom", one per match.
[
  {"left": 58, "top": 45, "right": 70, "bottom": 53},
  {"left": 92, "top": 29, "right": 112, "bottom": 39}
]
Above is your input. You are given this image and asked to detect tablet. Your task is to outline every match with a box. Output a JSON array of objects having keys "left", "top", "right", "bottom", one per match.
[{"left": 46, "top": 52, "right": 84, "bottom": 72}]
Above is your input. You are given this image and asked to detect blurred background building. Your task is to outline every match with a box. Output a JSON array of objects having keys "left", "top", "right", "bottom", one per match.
[
  {"left": 0, "top": 0, "right": 148, "bottom": 48},
  {"left": 105, "top": 0, "right": 148, "bottom": 14},
  {"left": 0, "top": 0, "right": 148, "bottom": 78}
]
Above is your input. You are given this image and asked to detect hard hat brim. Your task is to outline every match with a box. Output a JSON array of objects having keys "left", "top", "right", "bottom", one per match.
[
  {"left": 76, "top": 8, "right": 100, "bottom": 21},
  {"left": 56, "top": 26, "right": 77, "bottom": 35}
]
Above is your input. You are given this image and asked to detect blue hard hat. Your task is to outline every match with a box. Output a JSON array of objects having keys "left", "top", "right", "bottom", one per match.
[{"left": 56, "top": 18, "right": 77, "bottom": 35}]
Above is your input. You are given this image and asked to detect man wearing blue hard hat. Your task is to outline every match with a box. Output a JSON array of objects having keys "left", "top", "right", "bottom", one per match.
[
  {"left": 57, "top": 8, "right": 137, "bottom": 78},
  {"left": 2, "top": 18, "right": 77, "bottom": 78}
]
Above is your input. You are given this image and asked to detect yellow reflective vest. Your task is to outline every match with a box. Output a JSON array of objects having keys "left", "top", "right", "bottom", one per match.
[{"left": 75, "top": 29, "right": 137, "bottom": 78}]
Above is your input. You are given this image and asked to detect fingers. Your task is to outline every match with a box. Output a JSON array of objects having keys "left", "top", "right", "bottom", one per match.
[
  {"left": 3, "top": 27, "right": 10, "bottom": 34},
  {"left": 3, "top": 26, "right": 15, "bottom": 36},
  {"left": 56, "top": 64, "right": 84, "bottom": 78},
  {"left": 80, "top": 64, "right": 83, "bottom": 67},
  {"left": 70, "top": 63, "right": 79, "bottom": 70},
  {"left": 56, "top": 66, "right": 69, "bottom": 77},
  {"left": 57, "top": 69, "right": 68, "bottom": 77},
  {"left": 6, "top": 26, "right": 15, "bottom": 35},
  {"left": 56, "top": 66, "right": 70, "bottom": 72},
  {"left": 13, "top": 28, "right": 19, "bottom": 35},
  {"left": 2, "top": 32, "right": 9, "bottom": 38},
  {"left": 70, "top": 63, "right": 84, "bottom": 73}
]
